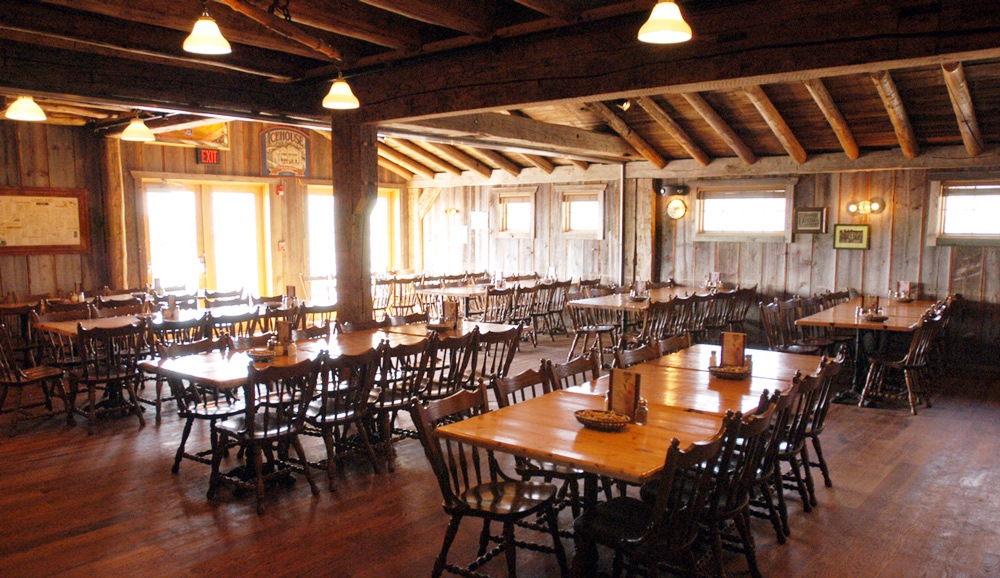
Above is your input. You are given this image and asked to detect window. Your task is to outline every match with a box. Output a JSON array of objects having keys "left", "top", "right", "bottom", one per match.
[
  {"left": 558, "top": 184, "right": 605, "bottom": 239},
  {"left": 306, "top": 185, "right": 400, "bottom": 280},
  {"left": 494, "top": 187, "right": 536, "bottom": 239},
  {"left": 692, "top": 178, "right": 796, "bottom": 243},
  {"left": 929, "top": 180, "right": 1000, "bottom": 245}
]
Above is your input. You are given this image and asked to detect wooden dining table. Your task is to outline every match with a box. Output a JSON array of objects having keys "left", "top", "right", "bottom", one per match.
[{"left": 415, "top": 280, "right": 538, "bottom": 317}]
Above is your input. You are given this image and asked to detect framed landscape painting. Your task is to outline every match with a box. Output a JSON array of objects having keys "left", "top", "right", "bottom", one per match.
[
  {"left": 794, "top": 207, "right": 828, "bottom": 234},
  {"left": 833, "top": 224, "right": 870, "bottom": 249}
]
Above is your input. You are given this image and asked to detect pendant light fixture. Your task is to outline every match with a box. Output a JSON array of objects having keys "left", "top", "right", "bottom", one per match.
[
  {"left": 638, "top": 1, "right": 692, "bottom": 44},
  {"left": 322, "top": 73, "right": 360, "bottom": 110},
  {"left": 184, "top": 0, "right": 232, "bottom": 55},
  {"left": 4, "top": 96, "right": 47, "bottom": 122},
  {"left": 120, "top": 116, "right": 156, "bottom": 142}
]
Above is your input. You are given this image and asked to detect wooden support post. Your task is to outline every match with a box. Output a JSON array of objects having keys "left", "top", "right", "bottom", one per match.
[
  {"left": 99, "top": 138, "right": 127, "bottom": 289},
  {"left": 941, "top": 62, "right": 984, "bottom": 157},
  {"left": 682, "top": 92, "right": 757, "bottom": 165},
  {"left": 803, "top": 78, "right": 860, "bottom": 160},
  {"left": 871, "top": 70, "right": 919, "bottom": 159},
  {"left": 634, "top": 96, "right": 710, "bottom": 166},
  {"left": 743, "top": 85, "right": 807, "bottom": 164},
  {"left": 331, "top": 115, "right": 378, "bottom": 323},
  {"left": 587, "top": 102, "right": 667, "bottom": 169}
]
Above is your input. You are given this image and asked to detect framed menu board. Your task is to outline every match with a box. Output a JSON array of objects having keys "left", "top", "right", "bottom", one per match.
[{"left": 0, "top": 187, "right": 89, "bottom": 255}]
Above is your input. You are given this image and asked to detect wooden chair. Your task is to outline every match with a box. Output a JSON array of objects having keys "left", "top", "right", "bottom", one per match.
[
  {"left": 508, "top": 285, "right": 538, "bottom": 346},
  {"left": 94, "top": 295, "right": 142, "bottom": 310},
  {"left": 860, "top": 311, "right": 942, "bottom": 415},
  {"left": 481, "top": 286, "right": 514, "bottom": 324},
  {"left": 421, "top": 330, "right": 478, "bottom": 401},
  {"left": 775, "top": 371, "right": 826, "bottom": 531},
  {"left": 546, "top": 349, "right": 601, "bottom": 390},
  {"left": 90, "top": 303, "right": 145, "bottom": 318},
  {"left": 795, "top": 296, "right": 837, "bottom": 354},
  {"left": 572, "top": 415, "right": 732, "bottom": 577},
  {"left": 291, "top": 321, "right": 330, "bottom": 341},
  {"left": 388, "top": 312, "right": 429, "bottom": 326},
  {"left": 68, "top": 319, "right": 147, "bottom": 433},
  {"left": 209, "top": 309, "right": 259, "bottom": 340},
  {"left": 208, "top": 355, "right": 322, "bottom": 515},
  {"left": 803, "top": 352, "right": 846, "bottom": 498},
  {"left": 613, "top": 343, "right": 660, "bottom": 369},
  {"left": 414, "top": 281, "right": 443, "bottom": 319},
  {"left": 703, "top": 289, "right": 737, "bottom": 342},
  {"left": 145, "top": 313, "right": 212, "bottom": 421},
  {"left": 750, "top": 383, "right": 797, "bottom": 544},
  {"left": 371, "top": 278, "right": 393, "bottom": 321},
  {"left": 227, "top": 332, "right": 275, "bottom": 351},
  {"left": 295, "top": 302, "right": 337, "bottom": 330},
  {"left": 253, "top": 296, "right": 291, "bottom": 333},
  {"left": 413, "top": 384, "right": 568, "bottom": 578},
  {"left": 639, "top": 298, "right": 680, "bottom": 346},
  {"left": 340, "top": 318, "right": 390, "bottom": 333},
  {"left": 205, "top": 296, "right": 246, "bottom": 309},
  {"left": 760, "top": 300, "right": 823, "bottom": 355},
  {"left": 471, "top": 324, "right": 521, "bottom": 391},
  {"left": 0, "top": 322, "right": 67, "bottom": 436},
  {"left": 656, "top": 332, "right": 692, "bottom": 356},
  {"left": 304, "top": 347, "right": 383, "bottom": 489},
  {"left": 0, "top": 303, "right": 39, "bottom": 367},
  {"left": 545, "top": 279, "right": 572, "bottom": 337},
  {"left": 158, "top": 337, "right": 238, "bottom": 473},
  {"left": 728, "top": 285, "right": 758, "bottom": 333},
  {"left": 390, "top": 276, "right": 419, "bottom": 316},
  {"left": 154, "top": 292, "right": 199, "bottom": 310},
  {"left": 204, "top": 288, "right": 242, "bottom": 301},
  {"left": 31, "top": 310, "right": 88, "bottom": 372},
  {"left": 565, "top": 298, "right": 616, "bottom": 368},
  {"left": 372, "top": 338, "right": 432, "bottom": 472},
  {"left": 44, "top": 299, "right": 91, "bottom": 314}
]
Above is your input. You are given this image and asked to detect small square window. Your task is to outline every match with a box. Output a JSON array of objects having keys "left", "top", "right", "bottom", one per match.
[
  {"left": 494, "top": 187, "right": 536, "bottom": 239},
  {"left": 560, "top": 186, "right": 605, "bottom": 239},
  {"left": 929, "top": 179, "right": 1000, "bottom": 246}
]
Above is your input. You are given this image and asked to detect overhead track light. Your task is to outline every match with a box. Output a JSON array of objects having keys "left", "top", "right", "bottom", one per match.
[
  {"left": 638, "top": 1, "right": 692, "bottom": 44},
  {"left": 184, "top": 0, "right": 232, "bottom": 55},
  {"left": 322, "top": 73, "right": 360, "bottom": 110},
  {"left": 4, "top": 96, "right": 47, "bottom": 122}
]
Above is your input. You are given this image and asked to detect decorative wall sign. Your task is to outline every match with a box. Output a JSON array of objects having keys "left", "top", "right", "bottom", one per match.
[
  {"left": 833, "top": 224, "right": 870, "bottom": 249},
  {"left": 261, "top": 127, "right": 310, "bottom": 177},
  {"left": 794, "top": 207, "right": 827, "bottom": 233},
  {"left": 0, "top": 187, "right": 89, "bottom": 255},
  {"left": 155, "top": 122, "right": 230, "bottom": 149}
]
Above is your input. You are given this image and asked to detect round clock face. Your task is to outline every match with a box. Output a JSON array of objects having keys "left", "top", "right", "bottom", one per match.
[{"left": 666, "top": 198, "right": 687, "bottom": 219}]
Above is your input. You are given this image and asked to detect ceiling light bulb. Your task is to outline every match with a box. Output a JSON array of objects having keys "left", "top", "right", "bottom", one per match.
[
  {"left": 184, "top": 13, "right": 232, "bottom": 55},
  {"left": 870, "top": 201, "right": 880, "bottom": 212},
  {"left": 121, "top": 118, "right": 156, "bottom": 142},
  {"left": 4, "top": 96, "right": 47, "bottom": 122},
  {"left": 847, "top": 202, "right": 858, "bottom": 213},
  {"left": 638, "top": 1, "right": 692, "bottom": 44},
  {"left": 323, "top": 77, "right": 360, "bottom": 110}
]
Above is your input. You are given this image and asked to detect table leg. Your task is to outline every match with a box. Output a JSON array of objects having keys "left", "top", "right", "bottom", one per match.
[{"left": 570, "top": 473, "right": 601, "bottom": 578}]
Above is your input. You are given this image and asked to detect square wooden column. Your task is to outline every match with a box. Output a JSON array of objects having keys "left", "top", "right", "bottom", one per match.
[{"left": 330, "top": 115, "right": 378, "bottom": 323}]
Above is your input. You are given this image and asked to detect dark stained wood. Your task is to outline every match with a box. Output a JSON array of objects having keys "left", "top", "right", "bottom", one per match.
[
  {"left": 871, "top": 70, "right": 920, "bottom": 159},
  {"left": 743, "top": 85, "right": 808, "bottom": 164},
  {"left": 358, "top": 0, "right": 494, "bottom": 37},
  {"left": 213, "top": 0, "right": 343, "bottom": 62},
  {"left": 634, "top": 96, "right": 710, "bottom": 167},
  {"left": 587, "top": 102, "right": 666, "bottom": 169},
  {"left": 941, "top": 62, "right": 985, "bottom": 157},
  {"left": 803, "top": 78, "right": 861, "bottom": 160},
  {"left": 682, "top": 92, "right": 757, "bottom": 165}
]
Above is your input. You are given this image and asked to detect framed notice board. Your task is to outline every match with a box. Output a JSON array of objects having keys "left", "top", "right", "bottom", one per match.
[{"left": 0, "top": 186, "right": 90, "bottom": 255}]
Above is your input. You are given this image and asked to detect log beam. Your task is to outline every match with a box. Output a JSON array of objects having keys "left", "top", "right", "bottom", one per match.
[
  {"left": 871, "top": 70, "right": 919, "bottom": 159},
  {"left": 358, "top": 0, "right": 493, "bottom": 37},
  {"left": 246, "top": 0, "right": 422, "bottom": 50},
  {"left": 213, "top": 0, "right": 342, "bottom": 62},
  {"left": 681, "top": 93, "right": 757, "bottom": 165},
  {"left": 586, "top": 102, "right": 667, "bottom": 169},
  {"left": 513, "top": 0, "right": 579, "bottom": 21},
  {"left": 634, "top": 96, "right": 710, "bottom": 166},
  {"left": 386, "top": 138, "right": 462, "bottom": 176},
  {"left": 522, "top": 154, "right": 556, "bottom": 174},
  {"left": 471, "top": 148, "right": 522, "bottom": 178},
  {"left": 941, "top": 62, "right": 984, "bottom": 157},
  {"left": 378, "top": 157, "right": 415, "bottom": 181},
  {"left": 420, "top": 142, "right": 493, "bottom": 178},
  {"left": 417, "top": 188, "right": 443, "bottom": 220},
  {"left": 377, "top": 143, "right": 436, "bottom": 179},
  {"left": 743, "top": 85, "right": 807, "bottom": 164},
  {"left": 802, "top": 78, "right": 860, "bottom": 160},
  {"left": 568, "top": 159, "right": 590, "bottom": 171}
]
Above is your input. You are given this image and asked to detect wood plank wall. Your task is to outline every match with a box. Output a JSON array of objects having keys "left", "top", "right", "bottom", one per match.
[{"left": 0, "top": 121, "right": 105, "bottom": 299}]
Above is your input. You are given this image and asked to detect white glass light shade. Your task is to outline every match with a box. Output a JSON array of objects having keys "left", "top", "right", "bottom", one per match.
[
  {"left": 121, "top": 118, "right": 156, "bottom": 142},
  {"left": 4, "top": 96, "right": 47, "bottom": 122},
  {"left": 638, "top": 1, "right": 693, "bottom": 44},
  {"left": 183, "top": 15, "right": 232, "bottom": 55},
  {"left": 322, "top": 78, "right": 360, "bottom": 110}
]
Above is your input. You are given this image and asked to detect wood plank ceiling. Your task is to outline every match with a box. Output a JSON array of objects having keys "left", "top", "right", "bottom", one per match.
[{"left": 2, "top": 0, "right": 1000, "bottom": 178}]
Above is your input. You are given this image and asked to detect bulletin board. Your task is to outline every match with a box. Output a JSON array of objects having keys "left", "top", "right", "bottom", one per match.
[{"left": 0, "top": 186, "right": 90, "bottom": 255}]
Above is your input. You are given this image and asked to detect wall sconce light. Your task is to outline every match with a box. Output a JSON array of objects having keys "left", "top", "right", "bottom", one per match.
[
  {"left": 847, "top": 197, "right": 887, "bottom": 215},
  {"left": 444, "top": 208, "right": 460, "bottom": 216}
]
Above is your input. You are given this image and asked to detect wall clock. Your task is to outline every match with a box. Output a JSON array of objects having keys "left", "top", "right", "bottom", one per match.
[{"left": 666, "top": 198, "right": 687, "bottom": 219}]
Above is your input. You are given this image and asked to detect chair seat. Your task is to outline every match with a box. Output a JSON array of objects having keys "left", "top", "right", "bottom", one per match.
[
  {"left": 12, "top": 365, "right": 63, "bottom": 383},
  {"left": 180, "top": 398, "right": 244, "bottom": 419},
  {"left": 306, "top": 400, "right": 362, "bottom": 424},
  {"left": 217, "top": 414, "right": 300, "bottom": 440},
  {"left": 457, "top": 480, "right": 557, "bottom": 516},
  {"left": 518, "top": 459, "right": 585, "bottom": 479},
  {"left": 776, "top": 344, "right": 822, "bottom": 355},
  {"left": 374, "top": 390, "right": 417, "bottom": 411},
  {"left": 573, "top": 496, "right": 652, "bottom": 545},
  {"left": 70, "top": 365, "right": 137, "bottom": 383}
]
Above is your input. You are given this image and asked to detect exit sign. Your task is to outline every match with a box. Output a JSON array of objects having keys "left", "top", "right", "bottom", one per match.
[{"left": 196, "top": 148, "right": 220, "bottom": 165}]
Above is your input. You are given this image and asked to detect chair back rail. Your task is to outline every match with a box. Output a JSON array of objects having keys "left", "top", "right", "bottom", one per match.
[{"left": 546, "top": 349, "right": 601, "bottom": 390}]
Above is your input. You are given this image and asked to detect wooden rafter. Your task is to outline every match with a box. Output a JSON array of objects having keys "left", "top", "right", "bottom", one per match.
[
  {"left": 871, "top": 70, "right": 919, "bottom": 159},
  {"left": 634, "top": 96, "right": 710, "bottom": 166},
  {"left": 743, "top": 85, "right": 807, "bottom": 164},
  {"left": 586, "top": 102, "right": 666, "bottom": 169},
  {"left": 377, "top": 142, "right": 436, "bottom": 179},
  {"left": 522, "top": 154, "right": 556, "bottom": 174},
  {"left": 513, "top": 0, "right": 579, "bottom": 21},
  {"left": 421, "top": 142, "right": 493, "bottom": 178},
  {"left": 941, "top": 62, "right": 984, "bottom": 157},
  {"left": 252, "top": 0, "right": 422, "bottom": 50},
  {"left": 470, "top": 148, "right": 522, "bottom": 178},
  {"left": 681, "top": 93, "right": 757, "bottom": 165},
  {"left": 378, "top": 157, "right": 415, "bottom": 181},
  {"left": 387, "top": 138, "right": 463, "bottom": 176},
  {"left": 802, "top": 78, "right": 859, "bottom": 160},
  {"left": 568, "top": 159, "right": 590, "bottom": 171},
  {"left": 417, "top": 187, "right": 443, "bottom": 220},
  {"left": 358, "top": 0, "right": 493, "bottom": 37},
  {"left": 213, "top": 0, "right": 342, "bottom": 62}
]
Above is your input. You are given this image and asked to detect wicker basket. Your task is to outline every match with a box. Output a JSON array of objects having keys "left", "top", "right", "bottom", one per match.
[
  {"left": 709, "top": 365, "right": 751, "bottom": 380},
  {"left": 575, "top": 409, "right": 630, "bottom": 432}
]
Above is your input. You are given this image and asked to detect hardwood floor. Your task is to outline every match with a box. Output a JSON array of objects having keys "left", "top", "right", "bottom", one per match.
[{"left": 1, "top": 334, "right": 998, "bottom": 577}]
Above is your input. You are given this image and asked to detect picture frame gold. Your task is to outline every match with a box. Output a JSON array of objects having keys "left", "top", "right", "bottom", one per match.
[
  {"left": 833, "top": 224, "right": 870, "bottom": 249},
  {"left": 793, "top": 207, "right": 828, "bottom": 234}
]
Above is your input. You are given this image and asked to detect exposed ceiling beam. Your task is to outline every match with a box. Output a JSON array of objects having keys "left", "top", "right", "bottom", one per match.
[
  {"left": 358, "top": 0, "right": 494, "bottom": 37},
  {"left": 870, "top": 70, "right": 919, "bottom": 159},
  {"left": 568, "top": 159, "right": 590, "bottom": 171},
  {"left": 378, "top": 157, "right": 415, "bottom": 181},
  {"left": 470, "top": 148, "right": 522, "bottom": 178},
  {"left": 586, "top": 102, "right": 666, "bottom": 169},
  {"left": 522, "top": 154, "right": 556, "bottom": 174},
  {"left": 213, "top": 0, "right": 342, "bottom": 62},
  {"left": 743, "top": 85, "right": 807, "bottom": 164},
  {"left": 802, "top": 78, "right": 859, "bottom": 160},
  {"left": 513, "top": 0, "right": 579, "bottom": 21},
  {"left": 245, "top": 0, "right": 422, "bottom": 50},
  {"left": 384, "top": 112, "right": 635, "bottom": 160},
  {"left": 147, "top": 115, "right": 231, "bottom": 133},
  {"left": 941, "top": 62, "right": 985, "bottom": 157},
  {"left": 634, "top": 96, "right": 710, "bottom": 167},
  {"left": 377, "top": 143, "right": 436, "bottom": 179},
  {"left": 682, "top": 92, "right": 757, "bottom": 165},
  {"left": 421, "top": 142, "right": 494, "bottom": 178},
  {"left": 387, "top": 138, "right": 463, "bottom": 176}
]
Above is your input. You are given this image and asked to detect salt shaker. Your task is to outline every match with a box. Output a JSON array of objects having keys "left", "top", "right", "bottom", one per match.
[
  {"left": 745, "top": 354, "right": 753, "bottom": 372},
  {"left": 634, "top": 398, "right": 648, "bottom": 425},
  {"left": 709, "top": 350, "right": 718, "bottom": 368},
  {"left": 286, "top": 341, "right": 297, "bottom": 357}
]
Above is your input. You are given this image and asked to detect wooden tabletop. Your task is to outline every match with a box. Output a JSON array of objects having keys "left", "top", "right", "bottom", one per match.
[
  {"left": 36, "top": 315, "right": 145, "bottom": 337},
  {"left": 434, "top": 389, "right": 724, "bottom": 485},
  {"left": 567, "top": 287, "right": 705, "bottom": 312},
  {"left": 650, "top": 343, "right": 822, "bottom": 381},
  {"left": 384, "top": 320, "right": 518, "bottom": 338},
  {"left": 795, "top": 297, "right": 935, "bottom": 332}
]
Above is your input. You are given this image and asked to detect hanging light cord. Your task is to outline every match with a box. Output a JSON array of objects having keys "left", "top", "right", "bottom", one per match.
[{"left": 268, "top": 0, "right": 292, "bottom": 21}]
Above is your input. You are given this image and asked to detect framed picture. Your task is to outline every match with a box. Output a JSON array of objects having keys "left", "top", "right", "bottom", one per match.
[
  {"left": 833, "top": 224, "right": 870, "bottom": 249},
  {"left": 793, "top": 207, "right": 828, "bottom": 233}
]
